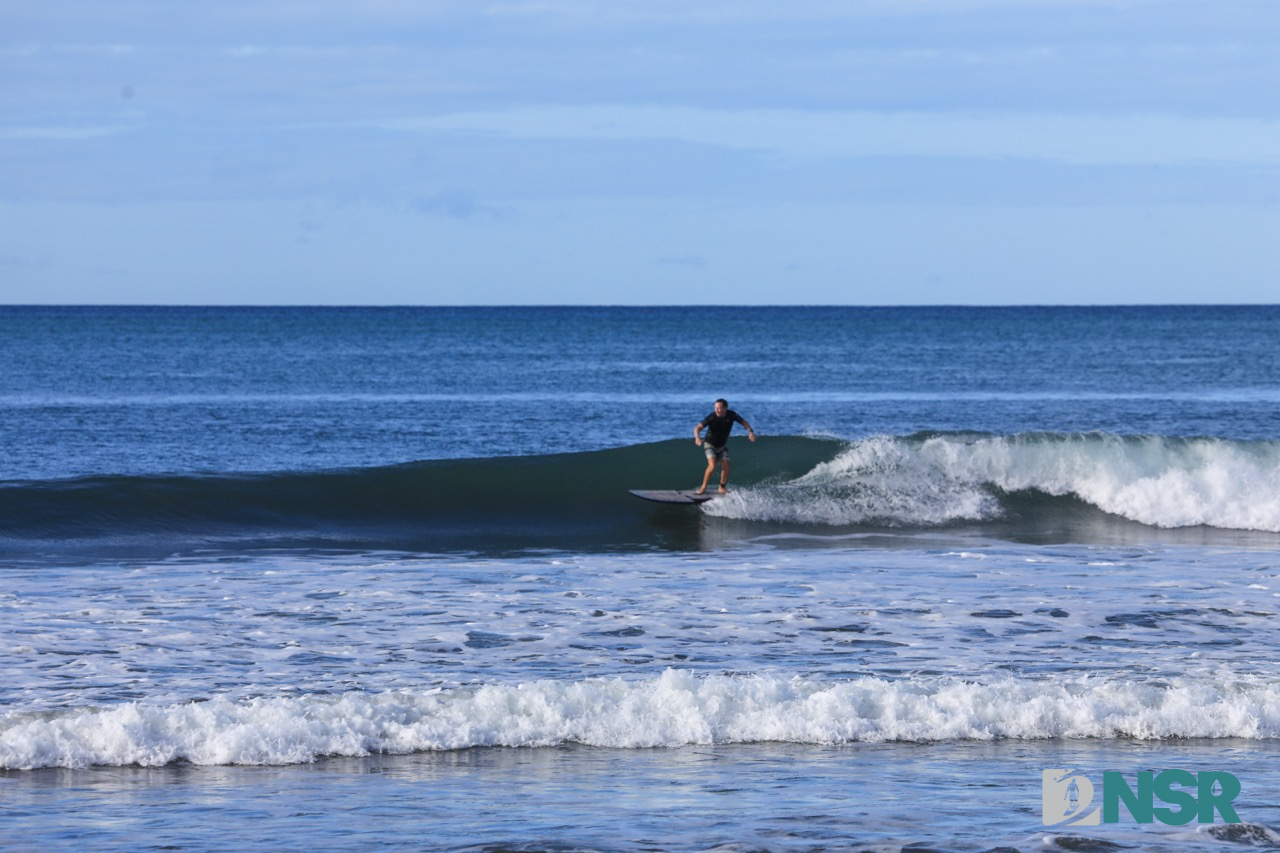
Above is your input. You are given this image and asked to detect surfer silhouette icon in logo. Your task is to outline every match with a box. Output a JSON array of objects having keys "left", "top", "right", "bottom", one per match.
[{"left": 1043, "top": 769, "right": 1101, "bottom": 826}]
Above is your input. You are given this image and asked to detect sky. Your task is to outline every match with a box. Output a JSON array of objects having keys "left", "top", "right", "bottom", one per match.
[{"left": 1, "top": 0, "right": 1277, "bottom": 305}]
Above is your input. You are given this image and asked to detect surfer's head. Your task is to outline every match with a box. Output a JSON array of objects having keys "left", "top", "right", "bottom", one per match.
[{"left": 714, "top": 399, "right": 728, "bottom": 414}]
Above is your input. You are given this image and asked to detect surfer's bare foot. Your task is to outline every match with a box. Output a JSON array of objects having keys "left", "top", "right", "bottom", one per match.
[
  {"left": 694, "top": 487, "right": 706, "bottom": 495},
  {"left": 718, "top": 486, "right": 728, "bottom": 494}
]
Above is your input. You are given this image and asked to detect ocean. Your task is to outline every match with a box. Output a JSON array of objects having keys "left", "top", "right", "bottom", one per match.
[{"left": 2, "top": 305, "right": 1279, "bottom": 851}]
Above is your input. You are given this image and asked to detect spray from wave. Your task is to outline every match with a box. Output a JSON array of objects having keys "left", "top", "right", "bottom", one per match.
[{"left": 705, "top": 433, "right": 1280, "bottom": 533}]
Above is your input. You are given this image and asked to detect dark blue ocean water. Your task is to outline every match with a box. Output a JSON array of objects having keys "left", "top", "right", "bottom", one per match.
[
  {"left": 3, "top": 306, "right": 1280, "bottom": 851},
  {"left": 4, "top": 305, "right": 1278, "bottom": 481}
]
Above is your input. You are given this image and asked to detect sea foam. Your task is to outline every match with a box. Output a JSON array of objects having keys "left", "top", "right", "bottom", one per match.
[{"left": 5, "top": 670, "right": 1280, "bottom": 770}]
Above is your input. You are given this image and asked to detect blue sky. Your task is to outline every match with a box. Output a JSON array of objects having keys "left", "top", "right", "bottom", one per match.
[{"left": 2, "top": 0, "right": 1277, "bottom": 305}]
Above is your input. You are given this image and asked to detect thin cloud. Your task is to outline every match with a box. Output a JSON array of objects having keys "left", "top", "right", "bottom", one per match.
[
  {"left": 412, "top": 192, "right": 510, "bottom": 220},
  {"left": 386, "top": 107, "right": 1280, "bottom": 167},
  {"left": 0, "top": 125, "right": 128, "bottom": 140}
]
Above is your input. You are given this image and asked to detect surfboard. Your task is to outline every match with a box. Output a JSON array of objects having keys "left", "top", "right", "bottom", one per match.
[{"left": 628, "top": 489, "right": 719, "bottom": 504}]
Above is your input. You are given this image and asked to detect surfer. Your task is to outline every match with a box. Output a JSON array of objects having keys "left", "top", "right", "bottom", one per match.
[{"left": 694, "top": 399, "right": 755, "bottom": 494}]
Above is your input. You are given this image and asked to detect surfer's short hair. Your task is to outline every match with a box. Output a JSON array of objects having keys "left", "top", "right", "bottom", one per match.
[{"left": 715, "top": 398, "right": 728, "bottom": 407}]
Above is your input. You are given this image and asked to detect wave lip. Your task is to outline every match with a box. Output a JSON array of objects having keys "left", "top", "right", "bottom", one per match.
[
  {"left": 5, "top": 670, "right": 1280, "bottom": 769},
  {"left": 704, "top": 432, "right": 1280, "bottom": 533}
]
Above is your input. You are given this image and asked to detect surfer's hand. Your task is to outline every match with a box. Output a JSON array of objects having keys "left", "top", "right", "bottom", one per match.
[{"left": 748, "top": 430, "right": 756, "bottom": 442}]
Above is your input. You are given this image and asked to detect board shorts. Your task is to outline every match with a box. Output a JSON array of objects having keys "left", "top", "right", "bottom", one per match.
[{"left": 703, "top": 443, "right": 729, "bottom": 462}]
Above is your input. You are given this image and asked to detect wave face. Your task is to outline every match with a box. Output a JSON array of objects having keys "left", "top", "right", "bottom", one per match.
[
  {"left": 4, "top": 432, "right": 1280, "bottom": 556},
  {"left": 0, "top": 438, "right": 838, "bottom": 555},
  {"left": 705, "top": 432, "right": 1280, "bottom": 534},
  {"left": 4, "top": 670, "right": 1280, "bottom": 769}
]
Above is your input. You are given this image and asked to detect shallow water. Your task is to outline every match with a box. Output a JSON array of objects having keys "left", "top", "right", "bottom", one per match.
[{"left": 6, "top": 740, "right": 1279, "bottom": 852}]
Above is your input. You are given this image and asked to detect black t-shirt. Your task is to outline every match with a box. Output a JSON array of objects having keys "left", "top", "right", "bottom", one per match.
[{"left": 700, "top": 410, "right": 745, "bottom": 447}]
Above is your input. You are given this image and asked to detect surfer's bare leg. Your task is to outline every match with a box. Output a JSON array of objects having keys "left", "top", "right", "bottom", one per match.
[
  {"left": 697, "top": 457, "right": 716, "bottom": 494},
  {"left": 719, "top": 459, "right": 730, "bottom": 492}
]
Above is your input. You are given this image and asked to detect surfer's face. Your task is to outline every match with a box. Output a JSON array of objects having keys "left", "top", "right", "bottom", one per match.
[{"left": 714, "top": 402, "right": 727, "bottom": 416}]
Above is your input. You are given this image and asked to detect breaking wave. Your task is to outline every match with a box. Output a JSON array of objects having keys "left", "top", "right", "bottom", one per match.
[
  {"left": 705, "top": 432, "right": 1280, "bottom": 533},
  {"left": 5, "top": 670, "right": 1280, "bottom": 769},
  {"left": 3, "top": 432, "right": 1279, "bottom": 557}
]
